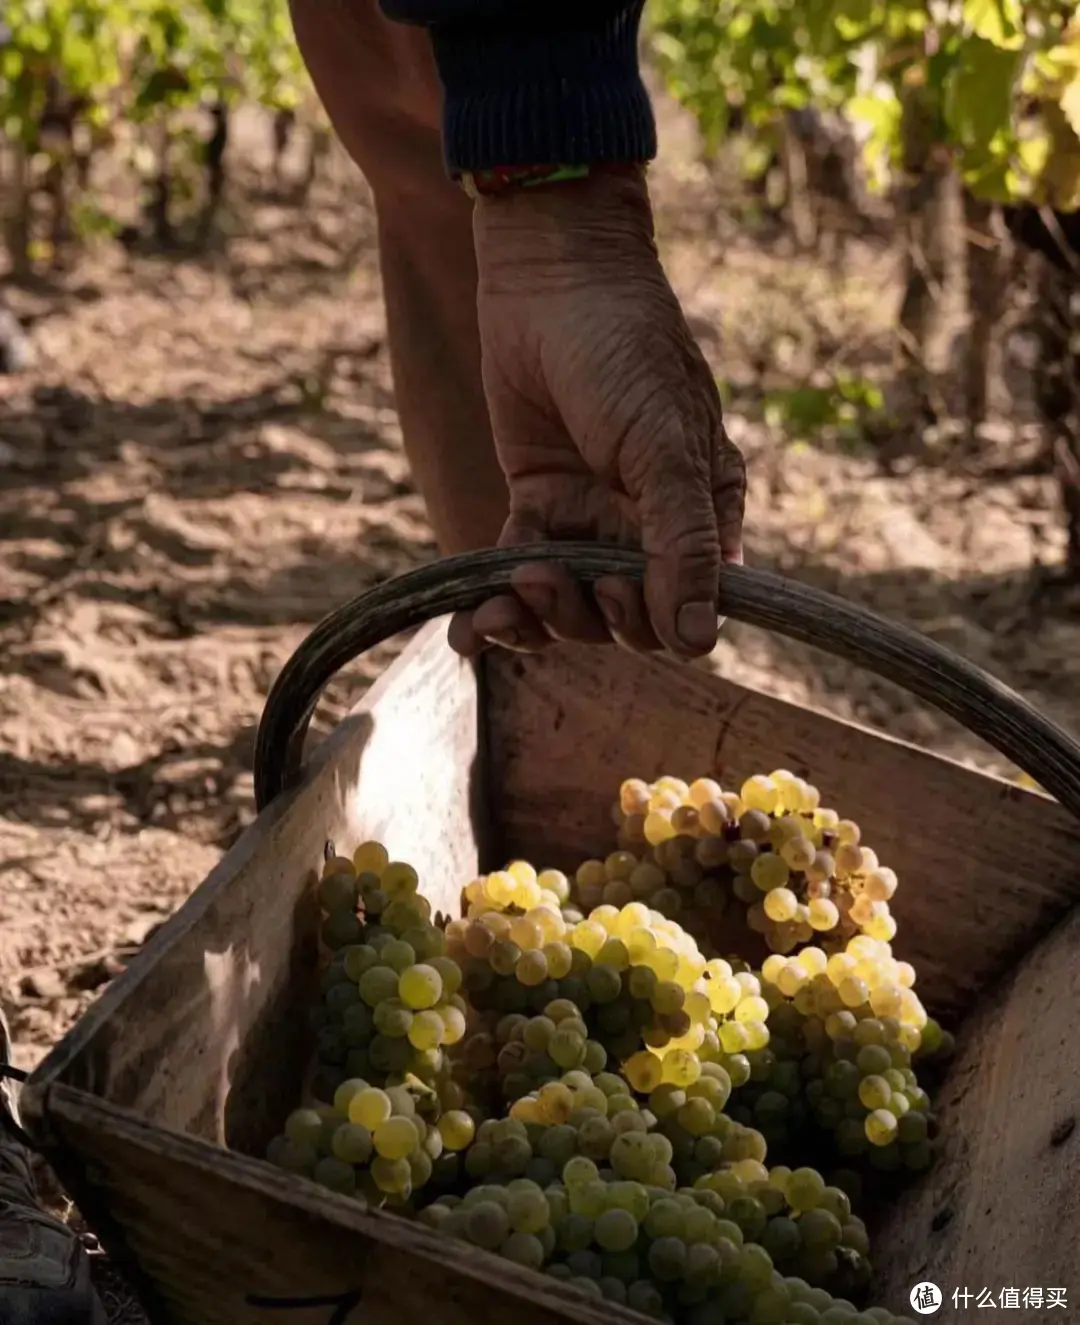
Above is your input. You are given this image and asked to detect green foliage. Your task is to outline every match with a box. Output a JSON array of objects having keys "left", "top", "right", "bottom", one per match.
[
  {"left": 0, "top": 0, "right": 307, "bottom": 140},
  {"left": 647, "top": 0, "right": 1080, "bottom": 210},
  {"left": 763, "top": 373, "right": 887, "bottom": 448}
]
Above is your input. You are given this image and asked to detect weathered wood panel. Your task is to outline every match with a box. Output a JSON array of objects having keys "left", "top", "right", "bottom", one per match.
[
  {"left": 873, "top": 901, "right": 1080, "bottom": 1321},
  {"left": 26, "top": 621, "right": 486, "bottom": 1153},
  {"left": 482, "top": 645, "right": 1080, "bottom": 1020}
]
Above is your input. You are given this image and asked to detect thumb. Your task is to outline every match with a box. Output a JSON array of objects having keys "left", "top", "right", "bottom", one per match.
[{"left": 635, "top": 439, "right": 722, "bottom": 658}]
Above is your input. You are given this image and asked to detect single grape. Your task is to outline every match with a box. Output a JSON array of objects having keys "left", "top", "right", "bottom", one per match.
[
  {"left": 399, "top": 964, "right": 443, "bottom": 1010},
  {"left": 373, "top": 1116, "right": 419, "bottom": 1160},
  {"left": 438, "top": 1111, "right": 475, "bottom": 1151},
  {"left": 331, "top": 1123, "right": 372, "bottom": 1165}
]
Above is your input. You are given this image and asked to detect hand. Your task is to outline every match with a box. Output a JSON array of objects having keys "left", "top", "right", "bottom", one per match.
[{"left": 447, "top": 167, "right": 745, "bottom": 661}]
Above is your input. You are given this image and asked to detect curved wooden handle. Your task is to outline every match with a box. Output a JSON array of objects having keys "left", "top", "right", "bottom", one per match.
[{"left": 253, "top": 545, "right": 1080, "bottom": 818}]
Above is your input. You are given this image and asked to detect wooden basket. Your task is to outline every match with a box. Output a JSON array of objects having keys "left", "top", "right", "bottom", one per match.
[{"left": 22, "top": 546, "right": 1080, "bottom": 1325}]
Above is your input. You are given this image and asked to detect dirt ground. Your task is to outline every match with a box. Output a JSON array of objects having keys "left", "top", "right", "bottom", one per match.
[{"left": 2, "top": 86, "right": 1080, "bottom": 1315}]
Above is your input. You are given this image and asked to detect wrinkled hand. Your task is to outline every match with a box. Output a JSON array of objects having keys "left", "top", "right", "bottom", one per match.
[{"left": 448, "top": 167, "right": 746, "bottom": 661}]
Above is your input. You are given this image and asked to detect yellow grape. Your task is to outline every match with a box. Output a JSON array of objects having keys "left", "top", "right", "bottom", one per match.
[
  {"left": 352, "top": 841, "right": 389, "bottom": 875},
  {"left": 688, "top": 777, "right": 723, "bottom": 808},
  {"left": 865, "top": 1109, "right": 899, "bottom": 1146},
  {"left": 437, "top": 1111, "right": 475, "bottom": 1150},
  {"left": 437, "top": 1004, "right": 466, "bottom": 1044},
  {"left": 697, "top": 800, "right": 730, "bottom": 835},
  {"left": 763, "top": 888, "right": 798, "bottom": 923},
  {"left": 740, "top": 775, "right": 779, "bottom": 814},
  {"left": 373, "top": 1116, "right": 419, "bottom": 1160},
  {"left": 348, "top": 1088, "right": 392, "bottom": 1130},
  {"left": 407, "top": 1010, "right": 444, "bottom": 1050},
  {"left": 544, "top": 942, "right": 573, "bottom": 978},
  {"left": 620, "top": 778, "right": 651, "bottom": 814},
  {"left": 839, "top": 976, "right": 870, "bottom": 1009},
  {"left": 660, "top": 1049, "right": 701, "bottom": 1087},
  {"left": 779, "top": 837, "right": 816, "bottom": 871},
  {"left": 644, "top": 811, "right": 676, "bottom": 846},
  {"left": 797, "top": 946, "right": 828, "bottom": 976},
  {"left": 381, "top": 862, "right": 419, "bottom": 899},
  {"left": 625, "top": 1051, "right": 664, "bottom": 1092},
  {"left": 399, "top": 964, "right": 443, "bottom": 1010}
]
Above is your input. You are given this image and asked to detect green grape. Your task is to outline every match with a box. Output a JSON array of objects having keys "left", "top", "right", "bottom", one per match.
[
  {"left": 499, "top": 1232, "right": 544, "bottom": 1269},
  {"left": 610, "top": 1133, "right": 651, "bottom": 1180},
  {"left": 549, "top": 1028, "right": 587, "bottom": 1069},
  {"left": 398, "top": 963, "right": 443, "bottom": 1009},
  {"left": 627, "top": 1280, "right": 666, "bottom": 1317},
  {"left": 467, "top": 1201, "right": 511, "bottom": 1250},
  {"left": 323, "top": 912, "right": 363, "bottom": 949},
  {"left": 268, "top": 1137, "right": 317, "bottom": 1176},
  {"left": 798, "top": 1208, "right": 843, "bottom": 1252},
  {"left": 647, "top": 1235, "right": 688, "bottom": 1282},
  {"left": 342, "top": 945, "right": 382, "bottom": 986},
  {"left": 285, "top": 1108, "right": 325, "bottom": 1149},
  {"left": 855, "top": 1044, "right": 891, "bottom": 1077},
  {"left": 557, "top": 1212, "right": 596, "bottom": 1252},
  {"left": 320, "top": 871, "right": 360, "bottom": 913},
  {"left": 762, "top": 1215, "right": 802, "bottom": 1262},
  {"left": 594, "top": 1208, "right": 639, "bottom": 1251},
  {"left": 358, "top": 966, "right": 400, "bottom": 1008},
  {"left": 331, "top": 1123, "right": 373, "bottom": 1165},
  {"left": 786, "top": 1168, "right": 826, "bottom": 1213},
  {"left": 897, "top": 1111, "right": 928, "bottom": 1145},
  {"left": 507, "top": 1184, "right": 550, "bottom": 1234},
  {"left": 578, "top": 1116, "right": 616, "bottom": 1160},
  {"left": 497, "top": 1135, "right": 534, "bottom": 1176},
  {"left": 420, "top": 1204, "right": 454, "bottom": 1230},
  {"left": 370, "top": 1155, "right": 411, "bottom": 1194},
  {"left": 373, "top": 1000, "right": 413, "bottom": 1038},
  {"left": 381, "top": 939, "right": 417, "bottom": 972},
  {"left": 643, "top": 1197, "right": 683, "bottom": 1238}
]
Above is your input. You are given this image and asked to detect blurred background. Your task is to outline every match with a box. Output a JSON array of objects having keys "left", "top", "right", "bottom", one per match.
[{"left": 0, "top": 0, "right": 1078, "bottom": 1111}]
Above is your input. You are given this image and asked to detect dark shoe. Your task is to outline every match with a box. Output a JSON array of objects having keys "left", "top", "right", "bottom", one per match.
[{"left": 0, "top": 1007, "right": 108, "bottom": 1325}]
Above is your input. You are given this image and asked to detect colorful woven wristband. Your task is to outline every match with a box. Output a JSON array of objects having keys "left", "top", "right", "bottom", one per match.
[{"left": 458, "top": 161, "right": 640, "bottom": 200}]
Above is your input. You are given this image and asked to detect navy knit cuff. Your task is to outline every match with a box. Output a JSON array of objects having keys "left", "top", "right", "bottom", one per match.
[{"left": 427, "top": 3, "right": 657, "bottom": 174}]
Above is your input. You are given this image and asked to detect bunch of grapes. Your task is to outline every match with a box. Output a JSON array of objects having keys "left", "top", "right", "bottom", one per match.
[
  {"left": 264, "top": 762, "right": 952, "bottom": 1325},
  {"left": 710, "top": 939, "right": 939, "bottom": 1175},
  {"left": 448, "top": 866, "right": 771, "bottom": 1086},
  {"left": 422, "top": 1158, "right": 895, "bottom": 1325},
  {"left": 612, "top": 774, "right": 899, "bottom": 956},
  {"left": 270, "top": 1077, "right": 475, "bottom": 1205},
  {"left": 267, "top": 842, "right": 474, "bottom": 1203}
]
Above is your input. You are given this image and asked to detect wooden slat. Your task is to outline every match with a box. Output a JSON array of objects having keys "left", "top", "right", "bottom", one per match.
[
  {"left": 482, "top": 645, "right": 1080, "bottom": 1020},
  {"left": 873, "top": 901, "right": 1080, "bottom": 1320},
  {"left": 42, "top": 1083, "right": 650, "bottom": 1325},
  {"left": 25, "top": 620, "right": 487, "bottom": 1151}
]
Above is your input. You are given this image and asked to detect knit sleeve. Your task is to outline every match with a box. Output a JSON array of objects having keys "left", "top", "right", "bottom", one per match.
[{"left": 378, "top": 0, "right": 657, "bottom": 174}]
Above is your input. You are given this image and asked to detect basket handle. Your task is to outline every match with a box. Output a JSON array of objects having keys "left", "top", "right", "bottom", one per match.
[{"left": 253, "top": 545, "right": 1080, "bottom": 817}]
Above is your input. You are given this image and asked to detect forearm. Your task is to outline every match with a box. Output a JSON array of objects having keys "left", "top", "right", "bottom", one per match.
[{"left": 377, "top": 0, "right": 656, "bottom": 173}]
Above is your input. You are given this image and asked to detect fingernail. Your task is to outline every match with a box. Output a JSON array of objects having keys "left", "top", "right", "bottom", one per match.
[
  {"left": 515, "top": 583, "right": 554, "bottom": 619},
  {"left": 484, "top": 630, "right": 523, "bottom": 652},
  {"left": 677, "top": 601, "right": 718, "bottom": 653},
  {"left": 594, "top": 591, "right": 624, "bottom": 631}
]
